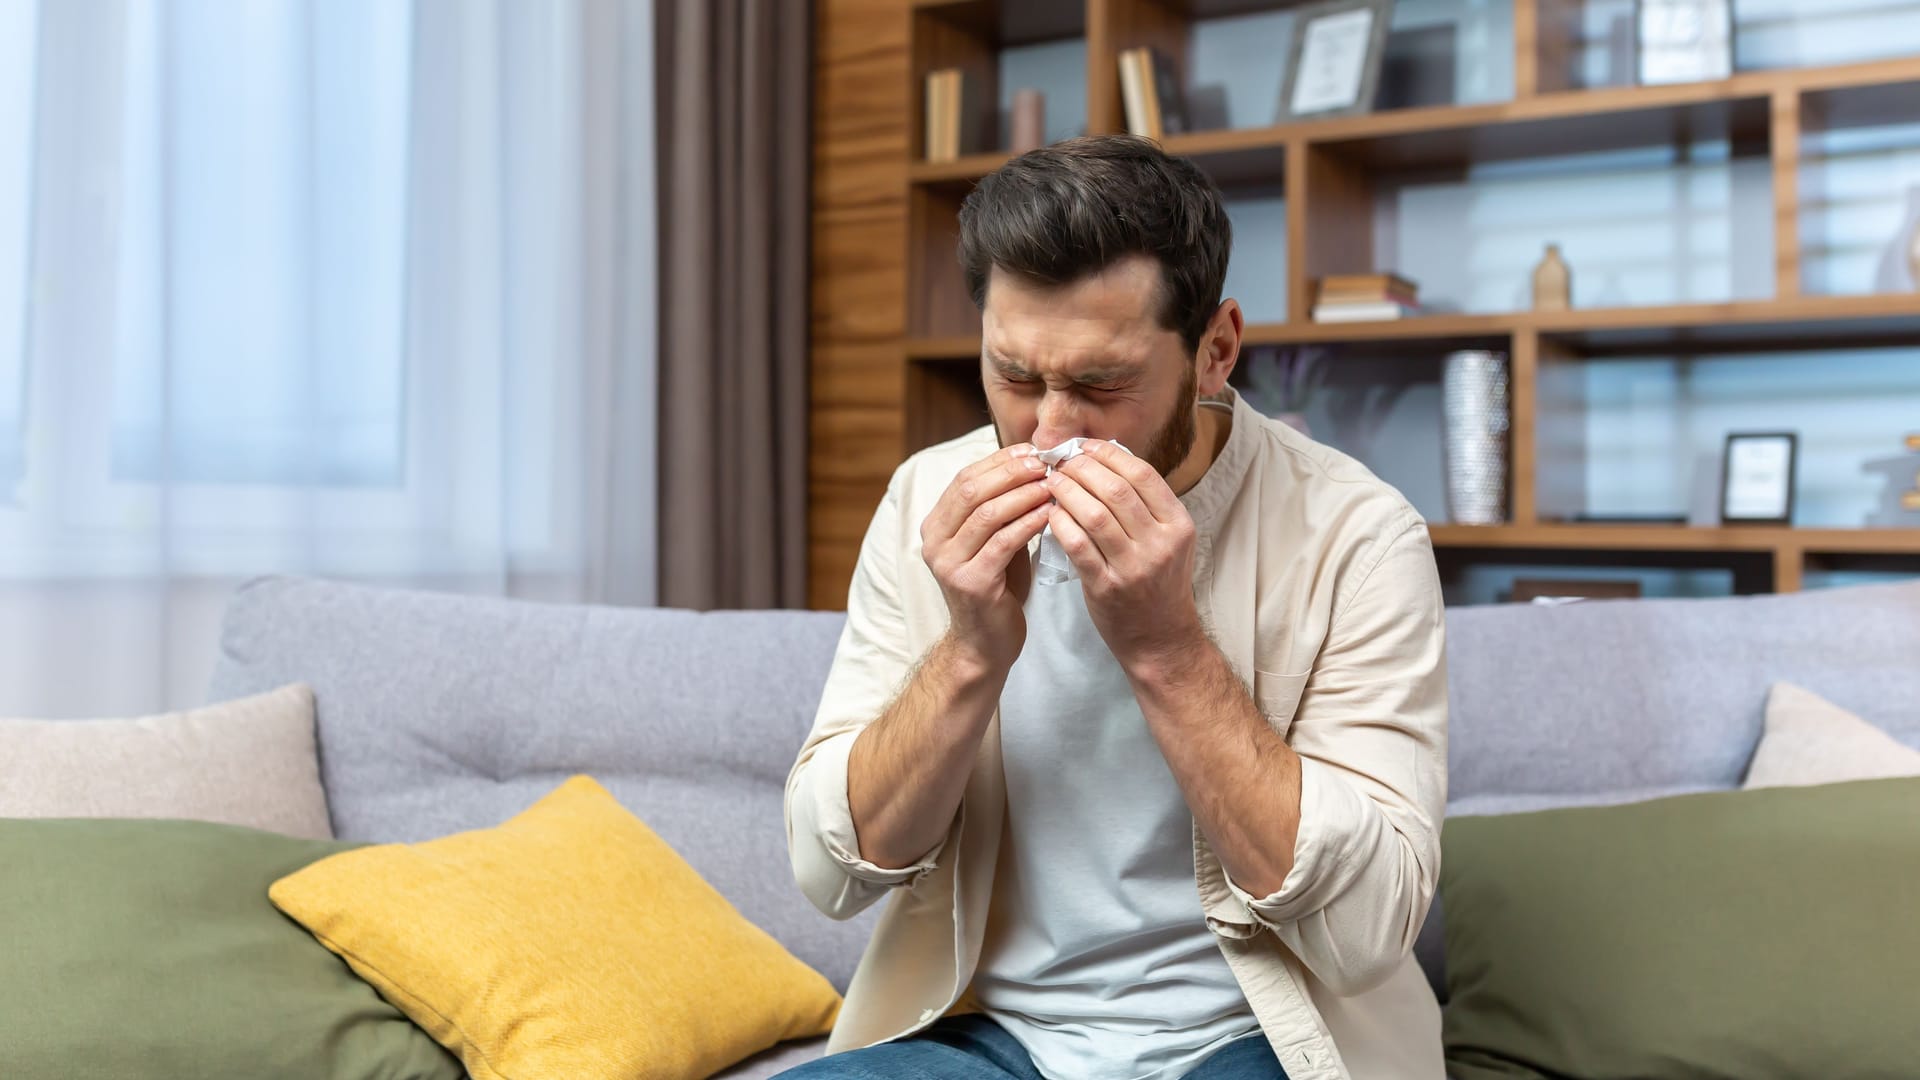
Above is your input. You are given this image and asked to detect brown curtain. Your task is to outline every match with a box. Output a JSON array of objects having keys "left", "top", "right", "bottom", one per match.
[{"left": 656, "top": 0, "right": 812, "bottom": 610}]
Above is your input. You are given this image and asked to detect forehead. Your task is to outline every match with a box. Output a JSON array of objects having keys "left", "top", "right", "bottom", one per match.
[{"left": 981, "top": 255, "right": 1178, "bottom": 369}]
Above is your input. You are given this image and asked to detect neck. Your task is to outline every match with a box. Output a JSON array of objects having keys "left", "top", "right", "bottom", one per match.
[{"left": 1165, "top": 401, "right": 1231, "bottom": 497}]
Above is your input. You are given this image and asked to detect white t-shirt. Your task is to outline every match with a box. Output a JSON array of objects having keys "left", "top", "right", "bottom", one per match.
[{"left": 972, "top": 576, "right": 1262, "bottom": 1080}]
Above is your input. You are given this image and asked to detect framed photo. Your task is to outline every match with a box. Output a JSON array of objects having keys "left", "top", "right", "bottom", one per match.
[
  {"left": 1720, "top": 432, "right": 1797, "bottom": 525},
  {"left": 1277, "top": 0, "right": 1395, "bottom": 122},
  {"left": 1637, "top": 0, "right": 1734, "bottom": 86}
]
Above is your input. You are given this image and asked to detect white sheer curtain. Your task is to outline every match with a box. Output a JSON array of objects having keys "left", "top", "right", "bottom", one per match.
[{"left": 0, "top": 0, "right": 657, "bottom": 717}]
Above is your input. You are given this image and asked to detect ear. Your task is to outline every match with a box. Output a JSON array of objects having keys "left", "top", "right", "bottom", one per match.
[{"left": 1194, "top": 299, "right": 1243, "bottom": 396}]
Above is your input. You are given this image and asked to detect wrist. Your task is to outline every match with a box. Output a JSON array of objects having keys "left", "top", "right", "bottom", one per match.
[
  {"left": 1125, "top": 624, "right": 1216, "bottom": 697},
  {"left": 934, "top": 632, "right": 1013, "bottom": 696}
]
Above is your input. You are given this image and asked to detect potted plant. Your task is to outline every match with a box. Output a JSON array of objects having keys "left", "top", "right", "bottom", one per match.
[{"left": 1239, "top": 345, "right": 1326, "bottom": 437}]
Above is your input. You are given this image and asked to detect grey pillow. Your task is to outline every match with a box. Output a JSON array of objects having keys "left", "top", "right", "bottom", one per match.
[{"left": 0, "top": 683, "right": 332, "bottom": 838}]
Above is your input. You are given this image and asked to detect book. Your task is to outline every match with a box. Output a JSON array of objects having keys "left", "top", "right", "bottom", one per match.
[
  {"left": 923, "top": 68, "right": 987, "bottom": 162},
  {"left": 1118, "top": 50, "right": 1150, "bottom": 138},
  {"left": 1118, "top": 47, "right": 1186, "bottom": 141},
  {"left": 924, "top": 70, "right": 952, "bottom": 162},
  {"left": 1318, "top": 272, "right": 1418, "bottom": 297},
  {"left": 1312, "top": 300, "right": 1419, "bottom": 323},
  {"left": 1146, "top": 47, "right": 1187, "bottom": 138},
  {"left": 1319, "top": 281, "right": 1419, "bottom": 306}
]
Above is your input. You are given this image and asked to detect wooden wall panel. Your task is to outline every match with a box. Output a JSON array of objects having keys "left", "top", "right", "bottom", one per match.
[{"left": 809, "top": 0, "right": 912, "bottom": 609}]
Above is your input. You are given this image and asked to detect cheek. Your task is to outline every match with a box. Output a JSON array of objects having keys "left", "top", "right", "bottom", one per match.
[{"left": 985, "top": 388, "right": 1038, "bottom": 433}]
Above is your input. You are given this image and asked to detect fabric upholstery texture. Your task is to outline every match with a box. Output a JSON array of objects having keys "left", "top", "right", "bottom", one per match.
[
  {"left": 206, "top": 575, "right": 876, "bottom": 992},
  {"left": 0, "top": 682, "right": 331, "bottom": 839},
  {"left": 0, "top": 817, "right": 460, "bottom": 1080},
  {"left": 268, "top": 775, "right": 841, "bottom": 1080},
  {"left": 1743, "top": 681, "right": 1920, "bottom": 789},
  {"left": 207, "top": 576, "right": 1920, "bottom": 1016},
  {"left": 1440, "top": 778, "right": 1920, "bottom": 1079}
]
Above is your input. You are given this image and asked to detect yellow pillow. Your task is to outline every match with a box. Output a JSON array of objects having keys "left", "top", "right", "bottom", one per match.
[{"left": 269, "top": 775, "right": 841, "bottom": 1080}]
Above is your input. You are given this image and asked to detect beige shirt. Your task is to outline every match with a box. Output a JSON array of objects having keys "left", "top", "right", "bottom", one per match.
[{"left": 785, "top": 388, "right": 1449, "bottom": 1080}]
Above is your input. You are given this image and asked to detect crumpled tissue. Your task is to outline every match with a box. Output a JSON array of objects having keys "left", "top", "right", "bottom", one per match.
[{"left": 1031, "top": 437, "right": 1132, "bottom": 586}]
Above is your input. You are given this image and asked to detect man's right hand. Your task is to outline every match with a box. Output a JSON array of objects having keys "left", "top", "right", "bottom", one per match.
[{"left": 920, "top": 443, "right": 1055, "bottom": 675}]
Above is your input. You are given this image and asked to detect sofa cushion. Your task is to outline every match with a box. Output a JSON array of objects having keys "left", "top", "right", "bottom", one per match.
[
  {"left": 270, "top": 776, "right": 840, "bottom": 1080},
  {"left": 1744, "top": 681, "right": 1920, "bottom": 789},
  {"left": 206, "top": 576, "right": 879, "bottom": 991},
  {"left": 1441, "top": 778, "right": 1920, "bottom": 1079},
  {"left": 0, "top": 817, "right": 461, "bottom": 1080},
  {"left": 0, "top": 683, "right": 331, "bottom": 839}
]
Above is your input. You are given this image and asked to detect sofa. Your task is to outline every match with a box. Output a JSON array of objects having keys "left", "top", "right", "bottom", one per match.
[{"left": 204, "top": 574, "right": 1920, "bottom": 1078}]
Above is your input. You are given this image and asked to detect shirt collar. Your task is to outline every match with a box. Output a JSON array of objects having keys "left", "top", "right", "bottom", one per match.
[{"left": 1177, "top": 385, "right": 1258, "bottom": 537}]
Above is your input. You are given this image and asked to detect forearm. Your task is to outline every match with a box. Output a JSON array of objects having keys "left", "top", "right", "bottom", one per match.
[
  {"left": 1131, "top": 639, "right": 1303, "bottom": 898},
  {"left": 846, "top": 633, "right": 1006, "bottom": 870}
]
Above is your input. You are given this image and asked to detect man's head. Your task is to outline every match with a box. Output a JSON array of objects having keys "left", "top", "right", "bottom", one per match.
[{"left": 957, "top": 135, "right": 1242, "bottom": 478}]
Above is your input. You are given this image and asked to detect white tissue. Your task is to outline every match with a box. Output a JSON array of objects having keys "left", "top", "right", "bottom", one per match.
[{"left": 1031, "top": 437, "right": 1131, "bottom": 586}]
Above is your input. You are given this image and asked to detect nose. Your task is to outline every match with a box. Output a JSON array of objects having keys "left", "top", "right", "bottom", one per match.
[{"left": 1032, "top": 389, "right": 1083, "bottom": 452}]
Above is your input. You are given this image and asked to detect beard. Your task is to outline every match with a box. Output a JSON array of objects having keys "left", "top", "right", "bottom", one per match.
[
  {"left": 991, "top": 361, "right": 1200, "bottom": 479},
  {"left": 1138, "top": 360, "right": 1199, "bottom": 479}
]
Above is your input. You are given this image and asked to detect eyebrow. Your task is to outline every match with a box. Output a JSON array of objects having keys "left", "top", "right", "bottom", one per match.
[{"left": 987, "top": 351, "right": 1143, "bottom": 387}]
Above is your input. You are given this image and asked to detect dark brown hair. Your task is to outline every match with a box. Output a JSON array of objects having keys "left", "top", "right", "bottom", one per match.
[{"left": 957, "top": 134, "right": 1232, "bottom": 352}]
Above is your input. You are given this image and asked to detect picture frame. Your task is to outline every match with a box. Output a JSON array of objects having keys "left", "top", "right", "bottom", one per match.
[
  {"left": 1720, "top": 431, "right": 1797, "bottom": 525},
  {"left": 1636, "top": 0, "right": 1735, "bottom": 86},
  {"left": 1277, "top": 0, "right": 1395, "bottom": 122}
]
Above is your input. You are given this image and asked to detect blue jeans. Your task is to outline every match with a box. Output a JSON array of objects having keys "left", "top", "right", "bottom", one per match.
[{"left": 771, "top": 1014, "right": 1289, "bottom": 1080}]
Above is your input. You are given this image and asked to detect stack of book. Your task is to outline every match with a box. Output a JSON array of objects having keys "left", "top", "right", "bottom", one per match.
[
  {"left": 1312, "top": 274, "right": 1421, "bottom": 322},
  {"left": 924, "top": 68, "right": 987, "bottom": 163},
  {"left": 1118, "top": 47, "right": 1186, "bottom": 142}
]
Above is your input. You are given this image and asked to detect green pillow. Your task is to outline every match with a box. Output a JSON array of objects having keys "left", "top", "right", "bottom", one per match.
[
  {"left": 0, "top": 817, "right": 463, "bottom": 1080},
  {"left": 1441, "top": 777, "right": 1920, "bottom": 1079}
]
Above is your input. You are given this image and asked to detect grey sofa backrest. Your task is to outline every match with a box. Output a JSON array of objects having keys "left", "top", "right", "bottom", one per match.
[
  {"left": 1441, "top": 580, "right": 1920, "bottom": 817},
  {"left": 210, "top": 575, "right": 1920, "bottom": 1003},
  {"left": 206, "top": 575, "right": 874, "bottom": 991}
]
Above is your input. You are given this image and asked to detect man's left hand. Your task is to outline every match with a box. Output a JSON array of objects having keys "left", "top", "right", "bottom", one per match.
[{"left": 1045, "top": 439, "right": 1207, "bottom": 676}]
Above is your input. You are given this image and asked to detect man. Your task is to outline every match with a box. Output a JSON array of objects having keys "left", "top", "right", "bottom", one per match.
[{"left": 780, "top": 135, "right": 1447, "bottom": 1080}]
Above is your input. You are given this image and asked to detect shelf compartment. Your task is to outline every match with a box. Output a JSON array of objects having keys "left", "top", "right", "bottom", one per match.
[
  {"left": 1242, "top": 294, "right": 1920, "bottom": 350},
  {"left": 1532, "top": 293, "right": 1920, "bottom": 354},
  {"left": 904, "top": 335, "right": 984, "bottom": 361},
  {"left": 912, "top": 0, "right": 1090, "bottom": 163},
  {"left": 910, "top": 152, "right": 1013, "bottom": 185},
  {"left": 1430, "top": 524, "right": 1920, "bottom": 555},
  {"left": 1163, "top": 56, "right": 1920, "bottom": 175},
  {"left": 910, "top": 0, "right": 1085, "bottom": 50},
  {"left": 907, "top": 182, "right": 981, "bottom": 340},
  {"left": 1243, "top": 315, "right": 1514, "bottom": 350},
  {"left": 906, "top": 357, "right": 992, "bottom": 454},
  {"left": 904, "top": 292, "right": 1920, "bottom": 359}
]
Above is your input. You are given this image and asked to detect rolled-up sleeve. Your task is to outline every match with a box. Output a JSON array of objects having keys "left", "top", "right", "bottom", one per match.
[
  {"left": 785, "top": 472, "right": 953, "bottom": 921},
  {"left": 1224, "top": 519, "right": 1448, "bottom": 996}
]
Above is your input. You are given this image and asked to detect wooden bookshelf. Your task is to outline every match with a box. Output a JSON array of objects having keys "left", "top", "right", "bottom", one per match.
[
  {"left": 808, "top": 0, "right": 1920, "bottom": 608},
  {"left": 904, "top": 293, "right": 1920, "bottom": 355}
]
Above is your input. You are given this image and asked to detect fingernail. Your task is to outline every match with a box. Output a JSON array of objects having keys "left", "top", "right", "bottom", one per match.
[
  {"left": 1025, "top": 457, "right": 1045, "bottom": 471},
  {"left": 1010, "top": 444, "right": 1034, "bottom": 458}
]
